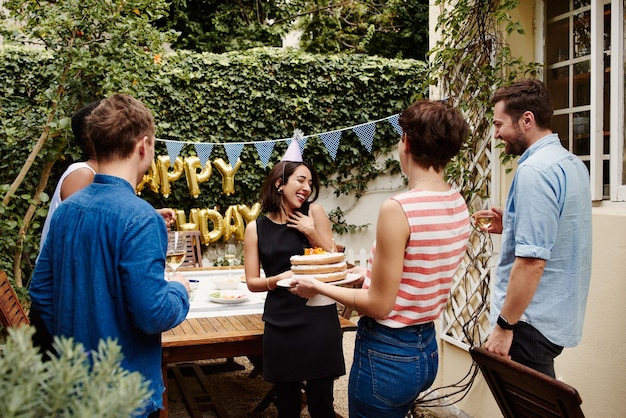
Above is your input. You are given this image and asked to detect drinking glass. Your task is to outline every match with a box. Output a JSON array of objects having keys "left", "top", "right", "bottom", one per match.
[
  {"left": 166, "top": 231, "right": 187, "bottom": 278},
  {"left": 475, "top": 214, "right": 498, "bottom": 258},
  {"left": 224, "top": 243, "right": 237, "bottom": 277},
  {"left": 471, "top": 198, "right": 499, "bottom": 259}
]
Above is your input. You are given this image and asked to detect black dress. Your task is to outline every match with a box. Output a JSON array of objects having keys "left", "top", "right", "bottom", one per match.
[{"left": 257, "top": 203, "right": 345, "bottom": 382}]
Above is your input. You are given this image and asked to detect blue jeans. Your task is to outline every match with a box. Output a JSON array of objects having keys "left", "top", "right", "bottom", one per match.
[{"left": 348, "top": 316, "right": 438, "bottom": 418}]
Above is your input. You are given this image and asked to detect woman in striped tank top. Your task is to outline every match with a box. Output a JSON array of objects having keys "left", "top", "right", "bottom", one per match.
[{"left": 291, "top": 99, "right": 471, "bottom": 418}]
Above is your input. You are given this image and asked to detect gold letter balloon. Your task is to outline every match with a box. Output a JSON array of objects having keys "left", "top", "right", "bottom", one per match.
[
  {"left": 213, "top": 157, "right": 242, "bottom": 196},
  {"left": 223, "top": 205, "right": 245, "bottom": 241},
  {"left": 238, "top": 202, "right": 261, "bottom": 223},
  {"left": 136, "top": 155, "right": 259, "bottom": 243},
  {"left": 137, "top": 155, "right": 242, "bottom": 198},
  {"left": 156, "top": 156, "right": 184, "bottom": 198},
  {"left": 183, "top": 156, "right": 212, "bottom": 198},
  {"left": 136, "top": 161, "right": 160, "bottom": 195}
]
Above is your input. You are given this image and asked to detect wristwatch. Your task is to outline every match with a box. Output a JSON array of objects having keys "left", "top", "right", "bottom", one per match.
[{"left": 497, "top": 314, "right": 517, "bottom": 330}]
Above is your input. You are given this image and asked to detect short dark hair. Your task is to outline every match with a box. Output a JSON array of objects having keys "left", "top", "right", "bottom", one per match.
[
  {"left": 398, "top": 99, "right": 469, "bottom": 171},
  {"left": 71, "top": 100, "right": 101, "bottom": 158},
  {"left": 86, "top": 94, "right": 155, "bottom": 163},
  {"left": 490, "top": 78, "right": 553, "bottom": 129},
  {"left": 259, "top": 161, "right": 320, "bottom": 213}
]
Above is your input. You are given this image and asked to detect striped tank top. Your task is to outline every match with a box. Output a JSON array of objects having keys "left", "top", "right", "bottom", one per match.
[{"left": 363, "top": 188, "right": 470, "bottom": 328}]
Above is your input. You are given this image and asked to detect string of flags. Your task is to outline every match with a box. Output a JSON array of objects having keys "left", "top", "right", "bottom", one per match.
[{"left": 156, "top": 113, "right": 403, "bottom": 168}]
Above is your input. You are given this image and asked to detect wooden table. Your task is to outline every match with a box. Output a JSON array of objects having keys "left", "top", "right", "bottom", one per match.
[{"left": 161, "top": 313, "right": 357, "bottom": 417}]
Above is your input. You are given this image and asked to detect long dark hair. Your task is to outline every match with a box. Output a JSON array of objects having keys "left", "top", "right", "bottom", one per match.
[
  {"left": 71, "top": 100, "right": 101, "bottom": 159},
  {"left": 259, "top": 161, "right": 320, "bottom": 213}
]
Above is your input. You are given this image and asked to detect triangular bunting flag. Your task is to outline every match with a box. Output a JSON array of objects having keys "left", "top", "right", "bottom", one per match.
[
  {"left": 255, "top": 141, "right": 275, "bottom": 168},
  {"left": 352, "top": 122, "right": 376, "bottom": 153},
  {"left": 156, "top": 113, "right": 405, "bottom": 165},
  {"left": 319, "top": 131, "right": 342, "bottom": 161},
  {"left": 223, "top": 143, "right": 244, "bottom": 166},
  {"left": 165, "top": 140, "right": 185, "bottom": 165},
  {"left": 194, "top": 143, "right": 214, "bottom": 167},
  {"left": 388, "top": 114, "right": 402, "bottom": 136}
]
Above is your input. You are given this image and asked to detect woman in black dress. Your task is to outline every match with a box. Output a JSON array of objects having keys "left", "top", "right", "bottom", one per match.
[{"left": 244, "top": 154, "right": 344, "bottom": 418}]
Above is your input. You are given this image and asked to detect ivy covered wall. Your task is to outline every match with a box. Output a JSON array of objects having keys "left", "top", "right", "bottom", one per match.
[{"left": 0, "top": 46, "right": 426, "bottom": 284}]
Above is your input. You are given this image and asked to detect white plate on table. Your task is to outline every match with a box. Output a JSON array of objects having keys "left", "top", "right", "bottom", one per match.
[
  {"left": 277, "top": 273, "right": 360, "bottom": 289},
  {"left": 209, "top": 292, "right": 250, "bottom": 304}
]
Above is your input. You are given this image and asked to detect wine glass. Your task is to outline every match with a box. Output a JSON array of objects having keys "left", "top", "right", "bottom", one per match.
[
  {"left": 471, "top": 198, "right": 499, "bottom": 260},
  {"left": 475, "top": 213, "right": 498, "bottom": 258},
  {"left": 166, "top": 231, "right": 187, "bottom": 278},
  {"left": 224, "top": 243, "right": 237, "bottom": 277}
]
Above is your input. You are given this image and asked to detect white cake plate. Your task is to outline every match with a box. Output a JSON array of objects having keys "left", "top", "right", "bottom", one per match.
[{"left": 276, "top": 273, "right": 361, "bottom": 307}]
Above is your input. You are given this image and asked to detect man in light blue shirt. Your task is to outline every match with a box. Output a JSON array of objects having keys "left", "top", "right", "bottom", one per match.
[
  {"left": 30, "top": 94, "right": 190, "bottom": 417},
  {"left": 474, "top": 79, "right": 592, "bottom": 377}
]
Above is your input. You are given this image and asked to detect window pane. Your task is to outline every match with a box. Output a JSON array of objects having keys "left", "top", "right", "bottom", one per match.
[
  {"left": 547, "top": 2, "right": 569, "bottom": 19},
  {"left": 603, "top": 53, "right": 610, "bottom": 153},
  {"left": 604, "top": 2, "right": 611, "bottom": 52},
  {"left": 573, "top": 61, "right": 590, "bottom": 106},
  {"left": 603, "top": 159, "right": 610, "bottom": 197},
  {"left": 573, "top": 111, "right": 590, "bottom": 155},
  {"left": 574, "top": 10, "right": 591, "bottom": 57},
  {"left": 574, "top": 0, "right": 591, "bottom": 9},
  {"left": 553, "top": 114, "right": 570, "bottom": 150},
  {"left": 547, "top": 19, "right": 570, "bottom": 64},
  {"left": 547, "top": 71, "right": 570, "bottom": 110}
]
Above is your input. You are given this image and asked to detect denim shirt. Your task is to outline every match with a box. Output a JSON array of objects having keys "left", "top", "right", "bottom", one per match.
[
  {"left": 491, "top": 134, "right": 592, "bottom": 347},
  {"left": 30, "top": 174, "right": 189, "bottom": 416}
]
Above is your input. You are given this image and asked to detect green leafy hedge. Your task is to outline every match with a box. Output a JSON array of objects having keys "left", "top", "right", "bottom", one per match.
[{"left": 0, "top": 46, "right": 426, "bottom": 285}]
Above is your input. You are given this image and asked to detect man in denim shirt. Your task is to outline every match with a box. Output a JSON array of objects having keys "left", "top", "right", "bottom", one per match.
[
  {"left": 30, "top": 94, "right": 190, "bottom": 417},
  {"left": 474, "top": 79, "right": 592, "bottom": 378}
]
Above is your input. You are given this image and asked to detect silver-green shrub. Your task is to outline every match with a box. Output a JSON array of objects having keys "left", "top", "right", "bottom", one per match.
[{"left": 0, "top": 326, "right": 152, "bottom": 418}]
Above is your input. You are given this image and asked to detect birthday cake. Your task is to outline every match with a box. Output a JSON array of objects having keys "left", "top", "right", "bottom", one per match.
[{"left": 290, "top": 248, "right": 347, "bottom": 283}]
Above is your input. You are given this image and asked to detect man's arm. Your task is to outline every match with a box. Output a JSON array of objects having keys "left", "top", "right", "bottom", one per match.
[
  {"left": 29, "top": 242, "right": 55, "bottom": 332},
  {"left": 121, "top": 213, "right": 189, "bottom": 335},
  {"left": 485, "top": 256, "right": 546, "bottom": 357}
]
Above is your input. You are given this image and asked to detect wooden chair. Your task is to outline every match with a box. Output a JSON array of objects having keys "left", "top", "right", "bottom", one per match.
[
  {"left": 0, "top": 270, "right": 29, "bottom": 332},
  {"left": 469, "top": 346, "right": 585, "bottom": 418},
  {"left": 181, "top": 231, "right": 203, "bottom": 268}
]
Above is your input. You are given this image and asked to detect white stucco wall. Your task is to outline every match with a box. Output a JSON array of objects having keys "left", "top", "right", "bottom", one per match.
[
  {"left": 553, "top": 207, "right": 626, "bottom": 417},
  {"left": 317, "top": 149, "right": 405, "bottom": 260}
]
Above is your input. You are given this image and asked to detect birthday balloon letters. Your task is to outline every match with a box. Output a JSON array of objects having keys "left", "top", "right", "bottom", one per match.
[{"left": 137, "top": 155, "right": 260, "bottom": 243}]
